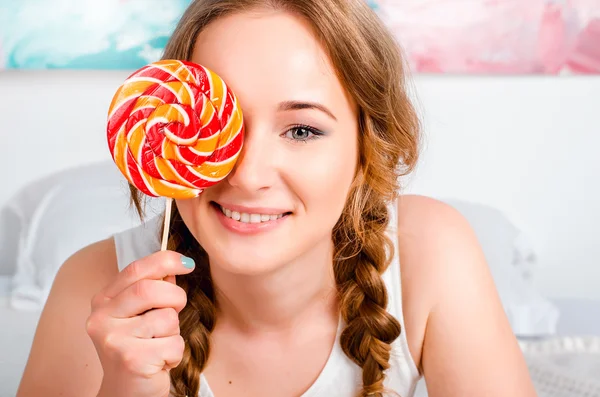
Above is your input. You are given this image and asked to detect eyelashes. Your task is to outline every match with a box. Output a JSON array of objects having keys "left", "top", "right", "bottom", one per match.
[{"left": 282, "top": 124, "right": 326, "bottom": 144}]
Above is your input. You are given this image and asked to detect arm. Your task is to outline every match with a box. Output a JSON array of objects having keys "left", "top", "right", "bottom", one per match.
[
  {"left": 17, "top": 239, "right": 119, "bottom": 397},
  {"left": 397, "top": 196, "right": 537, "bottom": 396}
]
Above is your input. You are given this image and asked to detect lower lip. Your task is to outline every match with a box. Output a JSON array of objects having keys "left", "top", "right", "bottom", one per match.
[{"left": 212, "top": 204, "right": 289, "bottom": 235}]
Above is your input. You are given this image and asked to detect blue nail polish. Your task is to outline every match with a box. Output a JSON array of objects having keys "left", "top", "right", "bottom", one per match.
[{"left": 181, "top": 255, "right": 195, "bottom": 269}]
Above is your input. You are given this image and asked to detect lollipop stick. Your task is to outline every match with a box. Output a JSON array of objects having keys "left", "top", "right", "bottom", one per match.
[{"left": 161, "top": 198, "right": 173, "bottom": 251}]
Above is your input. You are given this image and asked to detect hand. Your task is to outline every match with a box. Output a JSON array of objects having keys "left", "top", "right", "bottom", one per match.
[{"left": 86, "top": 251, "right": 195, "bottom": 397}]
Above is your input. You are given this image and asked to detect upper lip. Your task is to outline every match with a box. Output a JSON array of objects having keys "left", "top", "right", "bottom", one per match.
[{"left": 214, "top": 201, "right": 292, "bottom": 215}]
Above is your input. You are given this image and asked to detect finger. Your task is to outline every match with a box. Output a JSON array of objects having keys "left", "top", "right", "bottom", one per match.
[
  {"left": 107, "top": 279, "right": 188, "bottom": 318},
  {"left": 133, "top": 335, "right": 185, "bottom": 371},
  {"left": 158, "top": 335, "right": 186, "bottom": 370},
  {"left": 103, "top": 251, "right": 195, "bottom": 299},
  {"left": 130, "top": 308, "right": 180, "bottom": 339},
  {"left": 159, "top": 335, "right": 186, "bottom": 370}
]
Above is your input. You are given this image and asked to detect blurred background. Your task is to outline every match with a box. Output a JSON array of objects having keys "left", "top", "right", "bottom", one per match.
[{"left": 0, "top": 0, "right": 599, "bottom": 396}]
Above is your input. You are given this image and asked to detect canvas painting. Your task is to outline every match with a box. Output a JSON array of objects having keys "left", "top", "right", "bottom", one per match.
[
  {"left": 1, "top": 0, "right": 598, "bottom": 74},
  {"left": 0, "top": 0, "right": 192, "bottom": 70},
  {"left": 373, "top": 0, "right": 600, "bottom": 75}
]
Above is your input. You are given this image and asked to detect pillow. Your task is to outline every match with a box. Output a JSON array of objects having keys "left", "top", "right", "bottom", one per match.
[
  {"left": 444, "top": 198, "right": 559, "bottom": 337},
  {"left": 0, "top": 206, "right": 21, "bottom": 277},
  {"left": 0, "top": 172, "right": 64, "bottom": 277},
  {"left": 9, "top": 161, "right": 165, "bottom": 310},
  {"left": 1, "top": 162, "right": 120, "bottom": 277},
  {"left": 444, "top": 198, "right": 538, "bottom": 283}
]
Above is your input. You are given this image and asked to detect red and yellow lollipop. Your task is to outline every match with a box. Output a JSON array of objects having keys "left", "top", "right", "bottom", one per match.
[
  {"left": 107, "top": 59, "right": 244, "bottom": 199},
  {"left": 107, "top": 59, "right": 244, "bottom": 248}
]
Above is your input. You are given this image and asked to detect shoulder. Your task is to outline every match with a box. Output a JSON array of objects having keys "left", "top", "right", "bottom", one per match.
[
  {"left": 395, "top": 196, "right": 535, "bottom": 395},
  {"left": 395, "top": 195, "right": 480, "bottom": 370},
  {"left": 396, "top": 194, "right": 473, "bottom": 240},
  {"left": 56, "top": 237, "right": 120, "bottom": 290},
  {"left": 395, "top": 194, "right": 481, "bottom": 307},
  {"left": 17, "top": 238, "right": 119, "bottom": 396}
]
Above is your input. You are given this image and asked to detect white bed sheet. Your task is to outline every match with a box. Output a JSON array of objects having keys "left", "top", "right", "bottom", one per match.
[
  {"left": 521, "top": 336, "right": 600, "bottom": 397},
  {"left": 1, "top": 297, "right": 600, "bottom": 397}
]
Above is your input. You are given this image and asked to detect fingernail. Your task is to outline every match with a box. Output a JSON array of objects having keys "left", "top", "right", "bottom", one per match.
[{"left": 181, "top": 255, "right": 195, "bottom": 269}]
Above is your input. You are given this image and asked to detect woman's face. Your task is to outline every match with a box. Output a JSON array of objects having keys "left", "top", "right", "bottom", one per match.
[{"left": 177, "top": 10, "right": 359, "bottom": 275}]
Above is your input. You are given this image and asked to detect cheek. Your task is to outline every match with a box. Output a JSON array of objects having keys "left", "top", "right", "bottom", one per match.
[{"left": 288, "top": 137, "right": 358, "bottom": 218}]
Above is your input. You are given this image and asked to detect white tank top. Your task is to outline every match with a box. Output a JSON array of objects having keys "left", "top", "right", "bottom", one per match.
[{"left": 113, "top": 200, "right": 422, "bottom": 396}]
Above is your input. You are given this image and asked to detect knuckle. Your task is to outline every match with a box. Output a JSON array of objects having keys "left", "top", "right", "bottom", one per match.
[
  {"left": 124, "top": 260, "right": 143, "bottom": 280},
  {"left": 121, "top": 351, "right": 140, "bottom": 373},
  {"left": 122, "top": 350, "right": 155, "bottom": 378},
  {"left": 174, "top": 335, "right": 186, "bottom": 354},
  {"left": 154, "top": 250, "right": 174, "bottom": 267},
  {"left": 165, "top": 308, "right": 180, "bottom": 328},
  {"left": 167, "top": 251, "right": 188, "bottom": 272},
  {"left": 132, "top": 279, "right": 151, "bottom": 300},
  {"left": 176, "top": 287, "right": 188, "bottom": 306},
  {"left": 139, "top": 371, "right": 155, "bottom": 380},
  {"left": 85, "top": 316, "right": 96, "bottom": 337},
  {"left": 85, "top": 313, "right": 104, "bottom": 338},
  {"left": 163, "top": 250, "right": 180, "bottom": 263},
  {"left": 136, "top": 319, "right": 152, "bottom": 338},
  {"left": 102, "top": 332, "right": 120, "bottom": 353}
]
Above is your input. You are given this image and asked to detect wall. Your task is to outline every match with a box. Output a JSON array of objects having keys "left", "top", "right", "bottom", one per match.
[
  {"left": 404, "top": 75, "right": 600, "bottom": 299},
  {"left": 0, "top": 70, "right": 599, "bottom": 298}
]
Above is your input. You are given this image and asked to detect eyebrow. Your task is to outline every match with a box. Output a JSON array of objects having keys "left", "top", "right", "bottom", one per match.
[{"left": 278, "top": 100, "right": 338, "bottom": 121}]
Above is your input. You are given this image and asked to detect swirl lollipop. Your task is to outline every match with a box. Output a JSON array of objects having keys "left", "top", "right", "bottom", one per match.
[{"left": 107, "top": 59, "right": 244, "bottom": 249}]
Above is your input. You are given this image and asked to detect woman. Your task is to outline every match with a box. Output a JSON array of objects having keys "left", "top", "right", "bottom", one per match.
[{"left": 17, "top": 1, "right": 537, "bottom": 396}]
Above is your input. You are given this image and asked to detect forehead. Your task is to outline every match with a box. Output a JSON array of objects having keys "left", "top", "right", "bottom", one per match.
[{"left": 191, "top": 10, "right": 353, "bottom": 115}]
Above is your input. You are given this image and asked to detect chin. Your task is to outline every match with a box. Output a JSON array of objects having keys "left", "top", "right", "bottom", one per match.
[{"left": 204, "top": 244, "right": 293, "bottom": 276}]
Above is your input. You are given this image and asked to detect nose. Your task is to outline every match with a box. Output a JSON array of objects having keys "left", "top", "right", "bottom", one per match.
[{"left": 226, "top": 129, "right": 275, "bottom": 192}]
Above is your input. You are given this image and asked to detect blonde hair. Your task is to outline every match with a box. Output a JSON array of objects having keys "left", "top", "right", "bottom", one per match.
[{"left": 129, "top": 0, "right": 420, "bottom": 396}]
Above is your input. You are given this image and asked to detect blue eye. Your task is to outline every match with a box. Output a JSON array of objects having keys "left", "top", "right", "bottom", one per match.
[{"left": 284, "top": 124, "right": 324, "bottom": 143}]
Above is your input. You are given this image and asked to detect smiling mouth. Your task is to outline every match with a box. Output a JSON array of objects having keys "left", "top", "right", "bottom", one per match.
[{"left": 211, "top": 202, "right": 292, "bottom": 224}]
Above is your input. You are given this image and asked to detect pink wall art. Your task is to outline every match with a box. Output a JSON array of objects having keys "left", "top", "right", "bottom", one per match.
[{"left": 372, "top": 0, "right": 600, "bottom": 75}]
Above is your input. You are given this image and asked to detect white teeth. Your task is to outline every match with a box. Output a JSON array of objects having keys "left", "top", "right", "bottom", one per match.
[
  {"left": 219, "top": 205, "right": 287, "bottom": 223},
  {"left": 249, "top": 214, "right": 262, "bottom": 224}
]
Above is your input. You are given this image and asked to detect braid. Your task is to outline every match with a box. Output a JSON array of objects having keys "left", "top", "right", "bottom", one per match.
[
  {"left": 334, "top": 172, "right": 402, "bottom": 397},
  {"left": 165, "top": 204, "right": 217, "bottom": 397}
]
